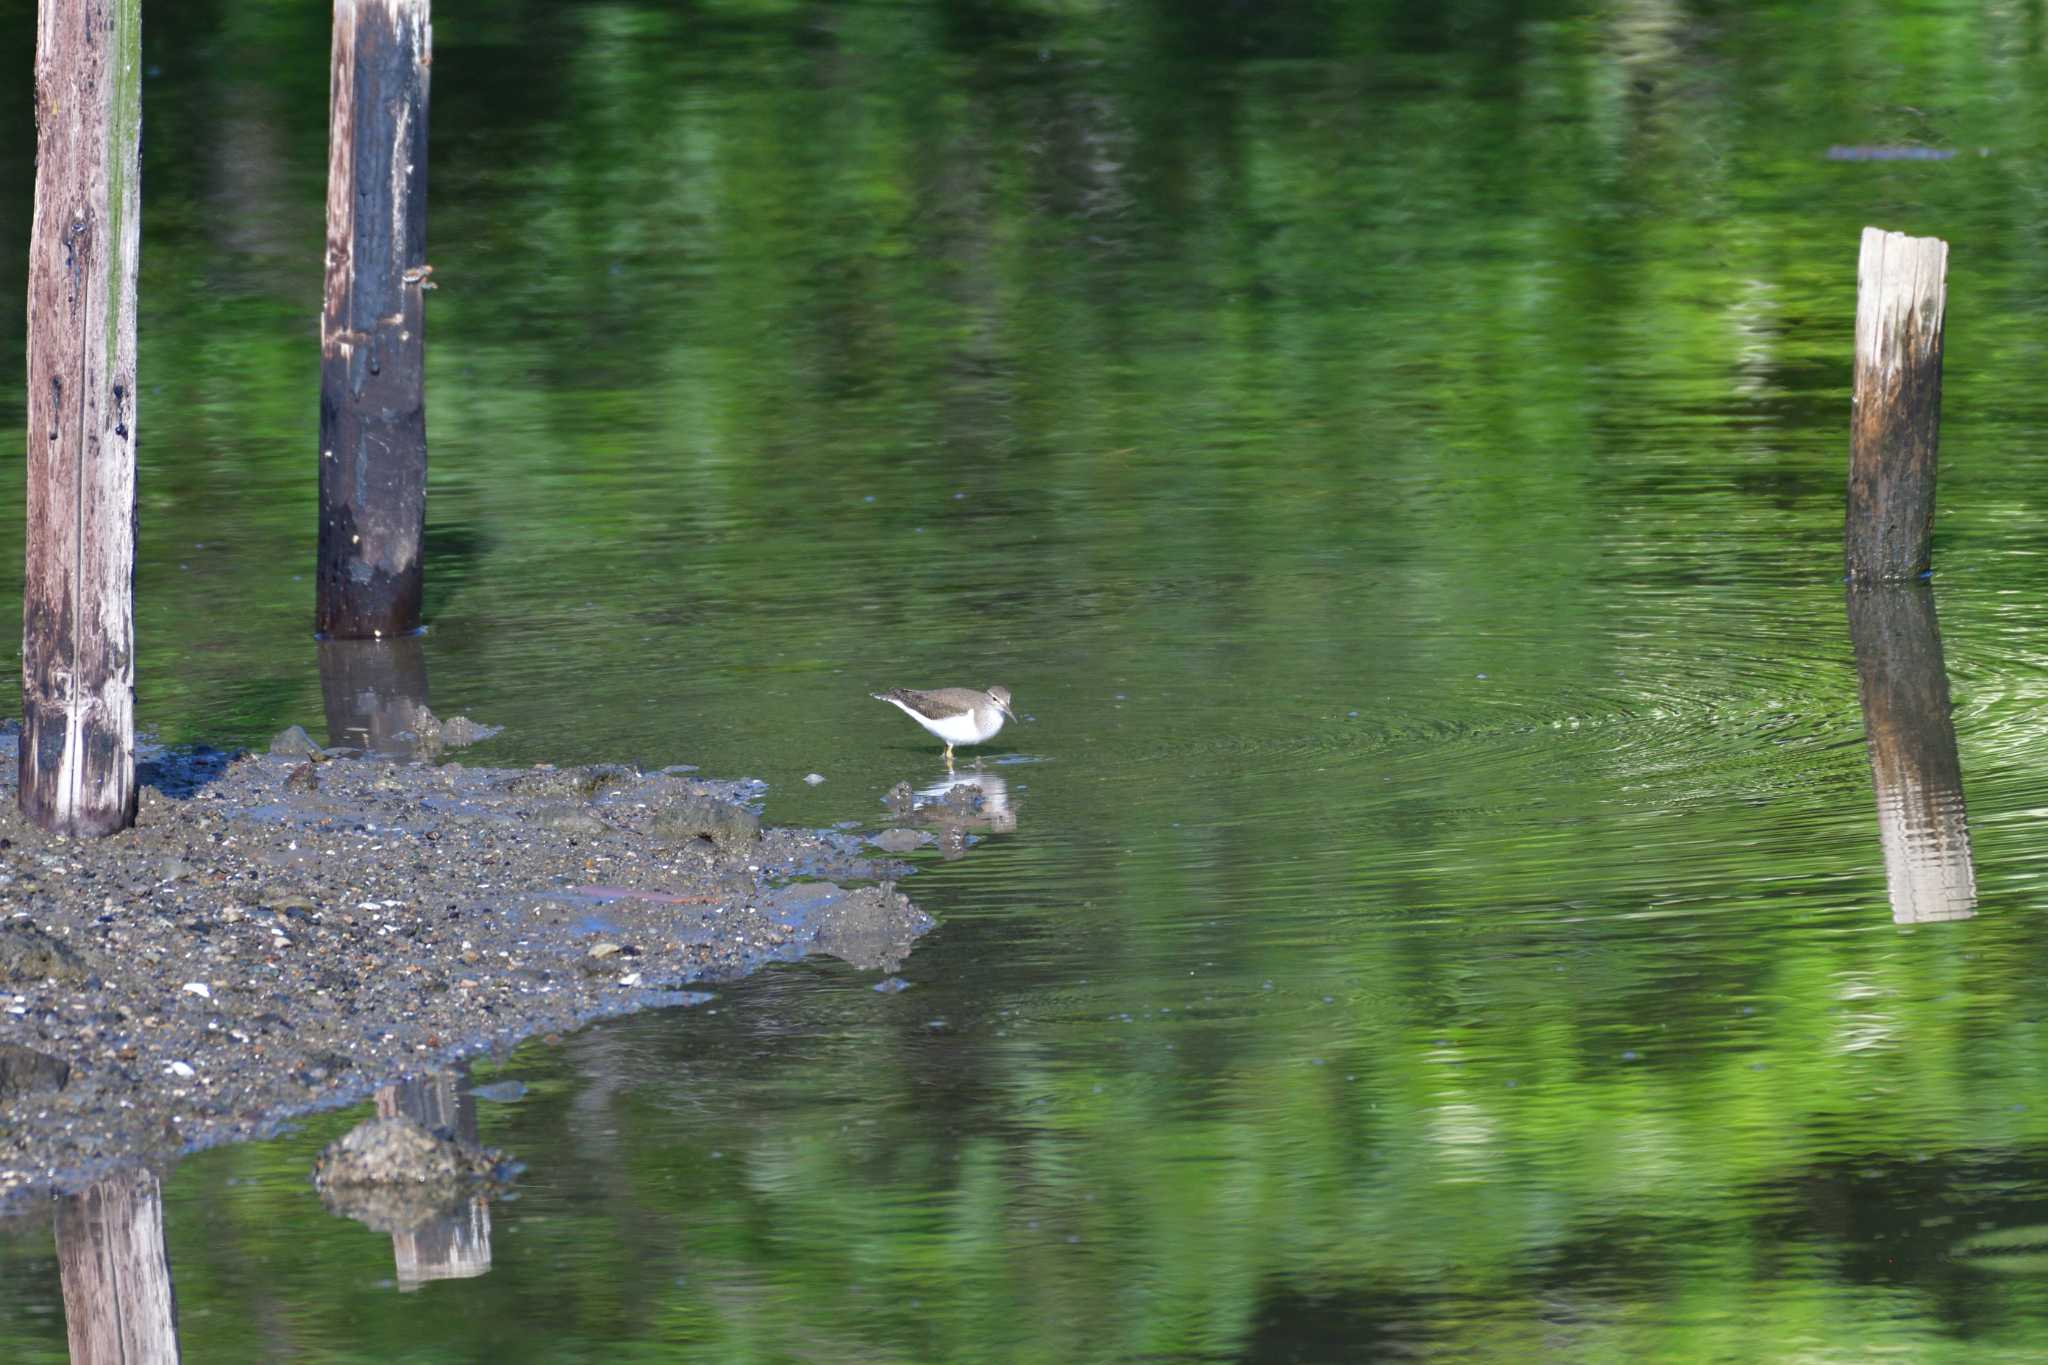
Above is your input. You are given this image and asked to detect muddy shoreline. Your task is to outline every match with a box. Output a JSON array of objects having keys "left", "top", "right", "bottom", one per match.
[{"left": 0, "top": 725, "right": 931, "bottom": 1215}]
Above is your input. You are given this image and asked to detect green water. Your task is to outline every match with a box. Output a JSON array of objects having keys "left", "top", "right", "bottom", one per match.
[{"left": 6, "top": 0, "right": 2048, "bottom": 1358}]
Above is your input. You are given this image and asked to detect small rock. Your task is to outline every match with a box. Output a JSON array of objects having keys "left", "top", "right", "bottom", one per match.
[
  {"left": 513, "top": 764, "right": 633, "bottom": 799},
  {"left": 873, "top": 976, "right": 912, "bottom": 993},
  {"left": 181, "top": 981, "right": 211, "bottom": 999},
  {"left": 285, "top": 762, "right": 319, "bottom": 793},
  {"left": 165, "top": 1061, "right": 196, "bottom": 1079},
  {"left": 316, "top": 1115, "right": 469, "bottom": 1187},
  {"left": 536, "top": 804, "right": 610, "bottom": 837},
  {"left": 651, "top": 794, "right": 759, "bottom": 851},
  {"left": 268, "top": 725, "right": 322, "bottom": 759},
  {"left": 438, "top": 715, "right": 502, "bottom": 746},
  {"left": 587, "top": 942, "right": 621, "bottom": 960},
  {"left": 0, "top": 921, "right": 90, "bottom": 986},
  {"left": 804, "top": 773, "right": 826, "bottom": 786},
  {"left": 786, "top": 881, "right": 929, "bottom": 972},
  {"left": 0, "top": 1043, "right": 70, "bottom": 1101},
  {"left": 871, "top": 829, "right": 927, "bottom": 854},
  {"left": 466, "top": 1080, "right": 527, "bottom": 1104},
  {"left": 313, "top": 1114, "right": 516, "bottom": 1233}
]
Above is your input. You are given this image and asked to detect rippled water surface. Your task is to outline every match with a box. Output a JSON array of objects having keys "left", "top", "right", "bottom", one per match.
[{"left": 6, "top": 0, "right": 2048, "bottom": 1359}]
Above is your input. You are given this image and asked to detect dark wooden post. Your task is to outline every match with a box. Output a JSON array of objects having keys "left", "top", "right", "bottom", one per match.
[
  {"left": 318, "top": 0, "right": 432, "bottom": 639},
  {"left": 22, "top": 0, "right": 143, "bottom": 836},
  {"left": 55, "top": 1168, "right": 181, "bottom": 1363},
  {"left": 1846, "top": 227, "right": 1948, "bottom": 583},
  {"left": 1847, "top": 584, "right": 1975, "bottom": 923}
]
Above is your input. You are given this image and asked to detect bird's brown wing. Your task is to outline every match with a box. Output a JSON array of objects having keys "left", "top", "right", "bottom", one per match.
[{"left": 876, "top": 688, "right": 976, "bottom": 719}]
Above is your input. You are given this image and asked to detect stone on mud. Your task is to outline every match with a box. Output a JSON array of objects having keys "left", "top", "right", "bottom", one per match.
[
  {"left": 314, "top": 1113, "right": 513, "bottom": 1233},
  {"left": 781, "top": 882, "right": 925, "bottom": 972},
  {"left": 652, "top": 794, "right": 760, "bottom": 850},
  {"left": 536, "top": 804, "right": 612, "bottom": 836},
  {"left": 316, "top": 1114, "right": 500, "bottom": 1188},
  {"left": 0, "top": 921, "right": 89, "bottom": 986},
  {"left": 0, "top": 1042, "right": 70, "bottom": 1100},
  {"left": 268, "top": 725, "right": 323, "bottom": 759}
]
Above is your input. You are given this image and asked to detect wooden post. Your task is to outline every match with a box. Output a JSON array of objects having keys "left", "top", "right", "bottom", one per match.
[
  {"left": 318, "top": 0, "right": 432, "bottom": 640},
  {"left": 55, "top": 1168, "right": 181, "bottom": 1364},
  {"left": 1846, "top": 227, "right": 1948, "bottom": 583},
  {"left": 21, "top": 0, "right": 143, "bottom": 836},
  {"left": 1847, "top": 584, "right": 1975, "bottom": 924}
]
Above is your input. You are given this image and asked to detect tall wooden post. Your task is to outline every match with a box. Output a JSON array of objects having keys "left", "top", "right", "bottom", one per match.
[
  {"left": 1846, "top": 227, "right": 1948, "bottom": 583},
  {"left": 22, "top": 0, "right": 142, "bottom": 836},
  {"left": 318, "top": 0, "right": 432, "bottom": 639}
]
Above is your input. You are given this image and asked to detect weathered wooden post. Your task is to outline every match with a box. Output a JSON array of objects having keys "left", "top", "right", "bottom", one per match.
[
  {"left": 55, "top": 1168, "right": 181, "bottom": 1363},
  {"left": 318, "top": 0, "right": 432, "bottom": 639},
  {"left": 1846, "top": 227, "right": 1949, "bottom": 582},
  {"left": 21, "top": 0, "right": 143, "bottom": 836}
]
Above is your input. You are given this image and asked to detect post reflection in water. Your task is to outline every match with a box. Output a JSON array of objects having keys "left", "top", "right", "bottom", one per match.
[
  {"left": 375, "top": 1068, "right": 493, "bottom": 1290},
  {"left": 53, "top": 1168, "right": 181, "bottom": 1364},
  {"left": 1846, "top": 583, "right": 1976, "bottom": 923},
  {"left": 317, "top": 635, "right": 432, "bottom": 758}
]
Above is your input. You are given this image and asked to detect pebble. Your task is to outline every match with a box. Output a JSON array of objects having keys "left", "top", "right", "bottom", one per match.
[{"left": 467, "top": 1080, "right": 527, "bottom": 1104}]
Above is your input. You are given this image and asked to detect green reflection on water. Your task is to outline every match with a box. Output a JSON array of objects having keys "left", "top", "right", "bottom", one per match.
[{"left": 4, "top": 0, "right": 2048, "bottom": 1358}]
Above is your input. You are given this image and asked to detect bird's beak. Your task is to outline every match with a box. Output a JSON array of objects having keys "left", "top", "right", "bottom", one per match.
[{"left": 999, "top": 698, "right": 1018, "bottom": 721}]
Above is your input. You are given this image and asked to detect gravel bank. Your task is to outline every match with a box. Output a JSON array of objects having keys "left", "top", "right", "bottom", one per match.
[{"left": 0, "top": 725, "right": 929, "bottom": 1211}]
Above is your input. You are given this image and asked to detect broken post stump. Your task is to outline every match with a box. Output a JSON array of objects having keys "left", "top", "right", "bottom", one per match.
[
  {"left": 22, "top": 0, "right": 143, "bottom": 836},
  {"left": 1846, "top": 227, "right": 1948, "bottom": 583},
  {"left": 318, "top": 0, "right": 433, "bottom": 639}
]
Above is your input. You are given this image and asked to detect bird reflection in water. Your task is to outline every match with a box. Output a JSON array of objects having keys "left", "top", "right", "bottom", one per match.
[{"left": 883, "top": 768, "right": 1018, "bottom": 859}]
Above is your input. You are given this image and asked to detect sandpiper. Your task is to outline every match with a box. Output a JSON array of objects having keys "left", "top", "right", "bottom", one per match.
[{"left": 872, "top": 685, "right": 1016, "bottom": 765}]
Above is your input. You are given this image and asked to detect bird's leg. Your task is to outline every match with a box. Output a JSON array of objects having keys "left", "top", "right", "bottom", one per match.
[{"left": 944, "top": 743, "right": 956, "bottom": 769}]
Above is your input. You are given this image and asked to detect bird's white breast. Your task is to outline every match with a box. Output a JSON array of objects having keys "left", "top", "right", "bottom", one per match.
[{"left": 889, "top": 698, "right": 1002, "bottom": 744}]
